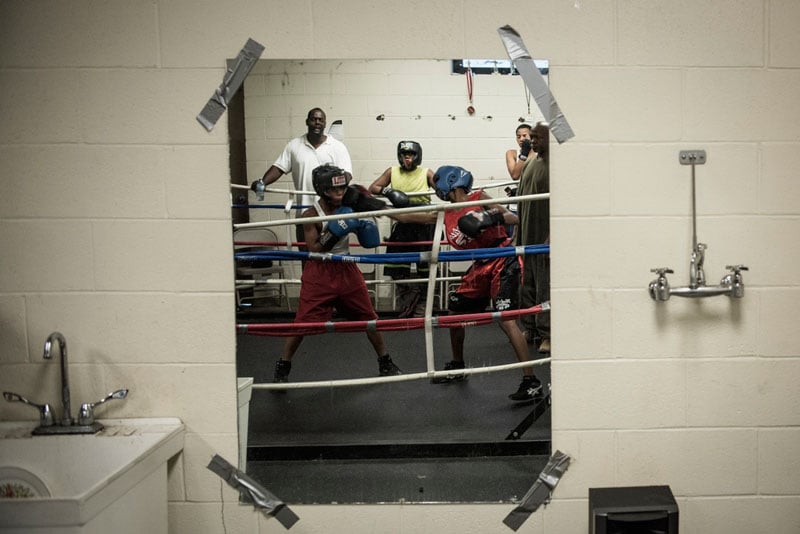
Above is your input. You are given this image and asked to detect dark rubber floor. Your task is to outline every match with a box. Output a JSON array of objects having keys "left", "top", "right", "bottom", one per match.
[{"left": 237, "top": 312, "right": 551, "bottom": 503}]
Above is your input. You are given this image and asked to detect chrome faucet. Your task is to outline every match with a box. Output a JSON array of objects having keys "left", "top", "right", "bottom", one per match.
[
  {"left": 647, "top": 150, "right": 749, "bottom": 302},
  {"left": 44, "top": 332, "right": 71, "bottom": 426},
  {"left": 690, "top": 242, "right": 706, "bottom": 288},
  {"left": 3, "top": 332, "right": 129, "bottom": 435}
]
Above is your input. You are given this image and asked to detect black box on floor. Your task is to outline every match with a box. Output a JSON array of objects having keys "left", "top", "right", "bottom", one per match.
[{"left": 589, "top": 485, "right": 678, "bottom": 534}]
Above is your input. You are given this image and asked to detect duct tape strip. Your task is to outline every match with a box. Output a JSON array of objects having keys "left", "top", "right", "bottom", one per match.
[
  {"left": 207, "top": 454, "right": 299, "bottom": 529},
  {"left": 197, "top": 38, "right": 265, "bottom": 132},
  {"left": 497, "top": 25, "right": 574, "bottom": 144},
  {"left": 502, "top": 450, "right": 570, "bottom": 531}
]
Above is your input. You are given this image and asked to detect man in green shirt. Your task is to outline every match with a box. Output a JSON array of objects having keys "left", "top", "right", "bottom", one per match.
[{"left": 516, "top": 122, "right": 550, "bottom": 353}]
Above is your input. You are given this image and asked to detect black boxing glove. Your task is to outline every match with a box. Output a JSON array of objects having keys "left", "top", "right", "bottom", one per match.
[
  {"left": 519, "top": 139, "right": 532, "bottom": 160},
  {"left": 342, "top": 185, "right": 386, "bottom": 212},
  {"left": 457, "top": 208, "right": 505, "bottom": 239},
  {"left": 381, "top": 186, "right": 410, "bottom": 208}
]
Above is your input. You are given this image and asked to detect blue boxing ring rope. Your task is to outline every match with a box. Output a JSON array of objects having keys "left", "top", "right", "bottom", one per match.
[{"left": 235, "top": 243, "right": 549, "bottom": 265}]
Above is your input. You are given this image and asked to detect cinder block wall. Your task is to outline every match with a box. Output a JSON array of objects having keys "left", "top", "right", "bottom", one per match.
[
  {"left": 1, "top": 1, "right": 798, "bottom": 533},
  {"left": 244, "top": 58, "right": 548, "bottom": 187}
]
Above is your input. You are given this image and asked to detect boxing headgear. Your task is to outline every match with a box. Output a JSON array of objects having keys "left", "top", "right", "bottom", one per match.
[
  {"left": 312, "top": 164, "right": 350, "bottom": 198},
  {"left": 397, "top": 140, "right": 422, "bottom": 170},
  {"left": 433, "top": 165, "right": 473, "bottom": 200}
]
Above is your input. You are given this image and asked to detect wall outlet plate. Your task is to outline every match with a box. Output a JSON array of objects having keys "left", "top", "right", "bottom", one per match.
[{"left": 679, "top": 150, "right": 707, "bottom": 165}]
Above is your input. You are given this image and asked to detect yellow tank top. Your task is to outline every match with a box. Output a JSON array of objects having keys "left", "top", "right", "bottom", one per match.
[{"left": 390, "top": 166, "right": 430, "bottom": 204}]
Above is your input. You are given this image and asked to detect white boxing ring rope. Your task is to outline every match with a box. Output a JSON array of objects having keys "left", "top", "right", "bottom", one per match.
[
  {"left": 233, "top": 192, "right": 548, "bottom": 230},
  {"left": 250, "top": 359, "right": 551, "bottom": 390},
  {"left": 231, "top": 179, "right": 521, "bottom": 197},
  {"left": 235, "top": 192, "right": 550, "bottom": 391}
]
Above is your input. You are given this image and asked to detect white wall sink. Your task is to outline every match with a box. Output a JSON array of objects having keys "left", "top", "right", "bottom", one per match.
[{"left": 0, "top": 417, "right": 184, "bottom": 533}]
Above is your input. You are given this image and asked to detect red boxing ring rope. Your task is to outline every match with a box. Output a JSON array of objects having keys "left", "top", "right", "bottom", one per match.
[
  {"left": 237, "top": 304, "right": 545, "bottom": 337},
  {"left": 234, "top": 240, "right": 447, "bottom": 248}
]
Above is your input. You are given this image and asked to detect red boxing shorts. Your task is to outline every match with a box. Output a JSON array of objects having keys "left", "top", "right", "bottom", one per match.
[
  {"left": 295, "top": 260, "right": 377, "bottom": 323},
  {"left": 448, "top": 256, "right": 521, "bottom": 313}
]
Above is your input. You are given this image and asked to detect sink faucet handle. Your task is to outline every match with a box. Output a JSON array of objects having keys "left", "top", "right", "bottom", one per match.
[
  {"left": 650, "top": 267, "right": 674, "bottom": 275},
  {"left": 725, "top": 264, "right": 749, "bottom": 273},
  {"left": 3, "top": 391, "right": 55, "bottom": 427},
  {"left": 648, "top": 268, "right": 673, "bottom": 301},
  {"left": 721, "top": 265, "right": 749, "bottom": 298},
  {"left": 650, "top": 267, "right": 674, "bottom": 274},
  {"left": 78, "top": 389, "right": 129, "bottom": 426}
]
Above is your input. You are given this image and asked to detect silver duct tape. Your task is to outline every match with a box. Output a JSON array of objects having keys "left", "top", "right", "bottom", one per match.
[
  {"left": 502, "top": 450, "right": 570, "bottom": 531},
  {"left": 196, "top": 98, "right": 226, "bottom": 132},
  {"left": 497, "top": 25, "right": 575, "bottom": 144},
  {"left": 197, "top": 38, "right": 265, "bottom": 132},
  {"left": 207, "top": 454, "right": 299, "bottom": 529}
]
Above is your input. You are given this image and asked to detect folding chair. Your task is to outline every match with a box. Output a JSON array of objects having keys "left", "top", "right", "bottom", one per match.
[{"left": 233, "top": 227, "right": 291, "bottom": 311}]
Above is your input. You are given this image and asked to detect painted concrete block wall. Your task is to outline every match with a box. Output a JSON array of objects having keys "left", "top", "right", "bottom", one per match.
[
  {"left": 1, "top": 2, "right": 799, "bottom": 534},
  {"left": 244, "top": 59, "right": 547, "bottom": 184}
]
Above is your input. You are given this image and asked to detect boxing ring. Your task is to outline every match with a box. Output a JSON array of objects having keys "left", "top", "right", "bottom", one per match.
[
  {"left": 232, "top": 189, "right": 551, "bottom": 391},
  {"left": 232, "top": 184, "right": 554, "bottom": 504}
]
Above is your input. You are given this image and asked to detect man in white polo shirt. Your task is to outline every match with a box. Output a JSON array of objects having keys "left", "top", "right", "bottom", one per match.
[{"left": 251, "top": 107, "right": 353, "bottom": 210}]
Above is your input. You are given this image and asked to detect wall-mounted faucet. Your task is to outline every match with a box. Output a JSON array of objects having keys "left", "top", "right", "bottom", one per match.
[
  {"left": 3, "top": 332, "right": 129, "bottom": 435},
  {"left": 648, "top": 150, "right": 748, "bottom": 301}
]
